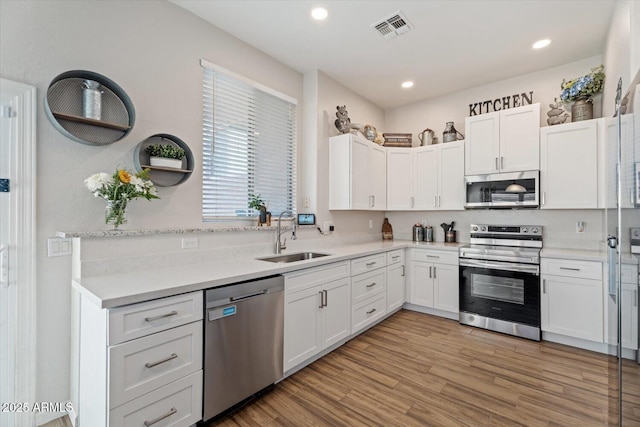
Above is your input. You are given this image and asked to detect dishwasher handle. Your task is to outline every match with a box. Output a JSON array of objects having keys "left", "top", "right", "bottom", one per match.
[{"left": 230, "top": 290, "right": 267, "bottom": 302}]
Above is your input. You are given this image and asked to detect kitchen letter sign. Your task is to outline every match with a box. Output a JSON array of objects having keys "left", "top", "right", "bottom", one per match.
[{"left": 469, "top": 91, "right": 534, "bottom": 116}]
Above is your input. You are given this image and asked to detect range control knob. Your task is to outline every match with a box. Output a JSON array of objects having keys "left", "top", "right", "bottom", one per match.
[
  {"left": 472, "top": 226, "right": 478, "bottom": 232},
  {"left": 522, "top": 227, "right": 528, "bottom": 233},
  {"left": 481, "top": 226, "right": 487, "bottom": 232},
  {"left": 531, "top": 227, "right": 539, "bottom": 234}
]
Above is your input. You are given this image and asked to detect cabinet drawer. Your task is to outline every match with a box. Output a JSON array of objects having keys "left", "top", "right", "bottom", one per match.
[
  {"left": 411, "top": 249, "right": 458, "bottom": 265},
  {"left": 621, "top": 264, "right": 639, "bottom": 284},
  {"left": 542, "top": 258, "right": 602, "bottom": 280},
  {"left": 109, "top": 322, "right": 202, "bottom": 408},
  {"left": 109, "top": 370, "right": 202, "bottom": 427},
  {"left": 386, "top": 249, "right": 404, "bottom": 265},
  {"left": 352, "top": 269, "right": 386, "bottom": 305},
  {"left": 109, "top": 291, "right": 203, "bottom": 345},
  {"left": 351, "top": 253, "right": 386, "bottom": 275},
  {"left": 352, "top": 294, "right": 386, "bottom": 334},
  {"left": 285, "top": 261, "right": 350, "bottom": 294}
]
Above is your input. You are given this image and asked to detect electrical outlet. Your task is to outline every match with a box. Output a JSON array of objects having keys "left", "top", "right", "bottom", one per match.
[
  {"left": 182, "top": 237, "right": 199, "bottom": 249},
  {"left": 369, "top": 219, "right": 373, "bottom": 229},
  {"left": 323, "top": 221, "right": 333, "bottom": 231},
  {"left": 576, "top": 221, "right": 585, "bottom": 234},
  {"left": 304, "top": 197, "right": 310, "bottom": 208},
  {"left": 47, "top": 237, "right": 72, "bottom": 257}
]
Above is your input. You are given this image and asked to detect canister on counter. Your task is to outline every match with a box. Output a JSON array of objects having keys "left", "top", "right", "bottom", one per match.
[
  {"left": 424, "top": 225, "right": 433, "bottom": 242},
  {"left": 412, "top": 224, "right": 424, "bottom": 242}
]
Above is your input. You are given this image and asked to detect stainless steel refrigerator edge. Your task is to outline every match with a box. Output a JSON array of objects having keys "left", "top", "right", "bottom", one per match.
[{"left": 203, "top": 275, "right": 284, "bottom": 421}]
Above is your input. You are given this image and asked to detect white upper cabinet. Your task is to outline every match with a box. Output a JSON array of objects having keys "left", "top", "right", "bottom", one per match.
[
  {"left": 465, "top": 103, "right": 540, "bottom": 175},
  {"left": 386, "top": 141, "right": 464, "bottom": 211},
  {"left": 329, "top": 133, "right": 386, "bottom": 210},
  {"left": 605, "top": 115, "right": 635, "bottom": 209},
  {"left": 540, "top": 119, "right": 603, "bottom": 209}
]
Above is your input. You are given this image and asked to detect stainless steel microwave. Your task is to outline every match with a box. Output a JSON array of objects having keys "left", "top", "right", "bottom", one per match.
[{"left": 464, "top": 170, "right": 539, "bottom": 209}]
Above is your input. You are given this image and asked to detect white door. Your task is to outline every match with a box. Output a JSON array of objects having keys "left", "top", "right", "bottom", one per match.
[
  {"left": 386, "top": 263, "right": 405, "bottom": 312},
  {"left": 409, "top": 262, "right": 434, "bottom": 307},
  {"left": 464, "top": 111, "right": 499, "bottom": 175},
  {"left": 283, "top": 286, "right": 322, "bottom": 372},
  {"left": 321, "top": 278, "right": 351, "bottom": 348},
  {"left": 438, "top": 142, "right": 464, "bottom": 210},
  {"left": 499, "top": 104, "right": 540, "bottom": 172},
  {"left": 432, "top": 263, "right": 459, "bottom": 313},
  {"left": 386, "top": 149, "right": 413, "bottom": 210},
  {"left": 0, "top": 79, "right": 35, "bottom": 427},
  {"left": 369, "top": 144, "right": 387, "bottom": 210},
  {"left": 0, "top": 91, "right": 15, "bottom": 427},
  {"left": 350, "top": 137, "right": 370, "bottom": 209},
  {"left": 414, "top": 147, "right": 438, "bottom": 210}
]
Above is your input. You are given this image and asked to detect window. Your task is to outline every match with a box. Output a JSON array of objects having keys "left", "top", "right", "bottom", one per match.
[{"left": 201, "top": 59, "right": 297, "bottom": 220}]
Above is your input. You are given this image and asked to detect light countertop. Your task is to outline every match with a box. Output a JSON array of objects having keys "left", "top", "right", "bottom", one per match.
[
  {"left": 541, "top": 248, "right": 639, "bottom": 264},
  {"left": 73, "top": 240, "right": 463, "bottom": 309}
]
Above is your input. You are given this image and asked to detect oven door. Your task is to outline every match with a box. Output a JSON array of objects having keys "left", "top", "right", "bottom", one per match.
[{"left": 459, "top": 259, "right": 540, "bottom": 328}]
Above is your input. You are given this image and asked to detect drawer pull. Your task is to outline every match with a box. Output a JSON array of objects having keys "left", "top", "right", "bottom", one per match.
[
  {"left": 366, "top": 262, "right": 377, "bottom": 267},
  {"left": 392, "top": 255, "right": 400, "bottom": 259},
  {"left": 145, "top": 353, "right": 178, "bottom": 368},
  {"left": 433, "top": 266, "right": 437, "bottom": 279},
  {"left": 543, "top": 279, "right": 546, "bottom": 294},
  {"left": 559, "top": 267, "right": 580, "bottom": 271},
  {"left": 144, "top": 310, "right": 178, "bottom": 322},
  {"left": 401, "top": 265, "right": 405, "bottom": 277},
  {"left": 144, "top": 407, "right": 177, "bottom": 426},
  {"left": 366, "top": 282, "right": 377, "bottom": 288},
  {"left": 426, "top": 255, "right": 440, "bottom": 258},
  {"left": 318, "top": 290, "right": 324, "bottom": 309},
  {"left": 366, "top": 308, "right": 377, "bottom": 315},
  {"left": 429, "top": 266, "right": 432, "bottom": 278}
]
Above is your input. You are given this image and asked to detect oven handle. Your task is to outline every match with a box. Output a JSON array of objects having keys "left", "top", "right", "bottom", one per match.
[{"left": 459, "top": 258, "right": 539, "bottom": 275}]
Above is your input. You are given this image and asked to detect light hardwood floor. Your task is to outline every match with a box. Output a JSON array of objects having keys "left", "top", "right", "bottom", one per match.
[{"left": 213, "top": 309, "right": 640, "bottom": 426}]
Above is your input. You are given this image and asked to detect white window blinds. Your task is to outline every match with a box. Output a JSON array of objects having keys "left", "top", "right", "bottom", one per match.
[{"left": 201, "top": 61, "right": 297, "bottom": 220}]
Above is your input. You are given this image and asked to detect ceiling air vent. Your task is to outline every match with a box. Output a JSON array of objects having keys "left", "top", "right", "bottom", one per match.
[{"left": 372, "top": 11, "right": 412, "bottom": 40}]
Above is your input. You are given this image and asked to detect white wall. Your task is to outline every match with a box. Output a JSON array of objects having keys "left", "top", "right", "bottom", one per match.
[
  {"left": 0, "top": 0, "right": 304, "bottom": 418},
  {"left": 385, "top": 55, "right": 604, "bottom": 145},
  {"left": 602, "top": 0, "right": 632, "bottom": 117},
  {"left": 314, "top": 71, "right": 387, "bottom": 234}
]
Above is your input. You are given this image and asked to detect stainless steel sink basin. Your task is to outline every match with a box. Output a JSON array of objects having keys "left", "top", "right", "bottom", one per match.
[{"left": 257, "top": 252, "right": 330, "bottom": 263}]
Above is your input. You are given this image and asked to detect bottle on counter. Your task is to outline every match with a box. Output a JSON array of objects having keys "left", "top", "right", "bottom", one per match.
[{"left": 382, "top": 218, "right": 393, "bottom": 240}]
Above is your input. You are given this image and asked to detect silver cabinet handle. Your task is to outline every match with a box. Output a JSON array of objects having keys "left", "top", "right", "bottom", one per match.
[
  {"left": 145, "top": 353, "right": 178, "bottom": 368},
  {"left": 366, "top": 282, "right": 377, "bottom": 288},
  {"left": 410, "top": 196, "right": 414, "bottom": 208},
  {"left": 144, "top": 407, "right": 177, "bottom": 426},
  {"left": 543, "top": 279, "right": 546, "bottom": 294},
  {"left": 542, "top": 191, "right": 546, "bottom": 206},
  {"left": 500, "top": 156, "right": 504, "bottom": 169},
  {"left": 559, "top": 267, "right": 580, "bottom": 271},
  {"left": 401, "top": 265, "right": 405, "bottom": 277},
  {"left": 318, "top": 290, "right": 324, "bottom": 308},
  {"left": 426, "top": 255, "right": 440, "bottom": 259},
  {"left": 145, "top": 310, "right": 178, "bottom": 322},
  {"left": 392, "top": 255, "right": 400, "bottom": 259},
  {"left": 366, "top": 308, "right": 377, "bottom": 315},
  {"left": 324, "top": 289, "right": 328, "bottom": 307},
  {"left": 433, "top": 266, "right": 437, "bottom": 278},
  {"left": 366, "top": 262, "right": 377, "bottom": 267},
  {"left": 437, "top": 195, "right": 441, "bottom": 208},
  {"left": 495, "top": 157, "right": 499, "bottom": 170},
  {"left": 429, "top": 266, "right": 432, "bottom": 278}
]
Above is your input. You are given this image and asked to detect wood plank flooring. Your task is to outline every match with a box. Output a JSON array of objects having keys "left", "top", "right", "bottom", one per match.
[{"left": 212, "top": 309, "right": 640, "bottom": 426}]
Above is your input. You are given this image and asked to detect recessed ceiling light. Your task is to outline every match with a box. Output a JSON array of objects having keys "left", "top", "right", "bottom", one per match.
[
  {"left": 533, "top": 39, "right": 551, "bottom": 49},
  {"left": 401, "top": 81, "right": 414, "bottom": 89},
  {"left": 311, "top": 7, "right": 328, "bottom": 20}
]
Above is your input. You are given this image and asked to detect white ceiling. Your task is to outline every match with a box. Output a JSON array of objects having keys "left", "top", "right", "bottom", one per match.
[{"left": 171, "top": 0, "right": 615, "bottom": 109}]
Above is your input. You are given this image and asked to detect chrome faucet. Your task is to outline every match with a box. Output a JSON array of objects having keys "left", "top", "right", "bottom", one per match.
[{"left": 275, "top": 211, "right": 296, "bottom": 254}]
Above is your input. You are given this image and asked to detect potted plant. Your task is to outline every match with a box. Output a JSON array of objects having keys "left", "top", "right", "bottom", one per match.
[
  {"left": 144, "top": 144, "right": 186, "bottom": 169},
  {"left": 248, "top": 193, "right": 268, "bottom": 224}
]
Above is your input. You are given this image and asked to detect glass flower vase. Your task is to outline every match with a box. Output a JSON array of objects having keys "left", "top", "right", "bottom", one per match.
[{"left": 105, "top": 199, "right": 128, "bottom": 229}]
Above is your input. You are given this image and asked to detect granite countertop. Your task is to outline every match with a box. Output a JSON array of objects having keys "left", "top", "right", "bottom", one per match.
[
  {"left": 541, "top": 247, "right": 639, "bottom": 264},
  {"left": 74, "top": 240, "right": 464, "bottom": 309}
]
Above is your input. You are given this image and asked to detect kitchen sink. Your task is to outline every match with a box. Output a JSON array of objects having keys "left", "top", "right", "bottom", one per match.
[{"left": 257, "top": 252, "right": 330, "bottom": 263}]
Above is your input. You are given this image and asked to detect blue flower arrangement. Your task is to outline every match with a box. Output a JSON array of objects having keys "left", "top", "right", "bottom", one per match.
[{"left": 560, "top": 65, "right": 605, "bottom": 102}]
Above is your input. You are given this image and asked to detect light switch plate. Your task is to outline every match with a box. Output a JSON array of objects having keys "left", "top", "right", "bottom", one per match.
[
  {"left": 182, "top": 237, "right": 198, "bottom": 249},
  {"left": 576, "top": 221, "right": 585, "bottom": 234},
  {"left": 47, "top": 237, "right": 72, "bottom": 257}
]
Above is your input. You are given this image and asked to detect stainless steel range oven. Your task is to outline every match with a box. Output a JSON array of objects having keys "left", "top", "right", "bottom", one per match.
[{"left": 459, "top": 224, "right": 542, "bottom": 341}]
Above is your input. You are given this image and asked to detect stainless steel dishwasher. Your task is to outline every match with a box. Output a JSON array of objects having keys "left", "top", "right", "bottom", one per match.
[{"left": 202, "top": 275, "right": 284, "bottom": 421}]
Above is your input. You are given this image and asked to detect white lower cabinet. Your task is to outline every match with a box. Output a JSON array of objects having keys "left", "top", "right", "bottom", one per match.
[
  {"left": 541, "top": 259, "right": 604, "bottom": 343},
  {"left": 350, "top": 254, "right": 388, "bottom": 334},
  {"left": 76, "top": 291, "right": 204, "bottom": 427},
  {"left": 606, "top": 263, "right": 639, "bottom": 351},
  {"left": 386, "top": 250, "right": 406, "bottom": 312},
  {"left": 408, "top": 249, "right": 459, "bottom": 314},
  {"left": 284, "top": 262, "right": 351, "bottom": 372}
]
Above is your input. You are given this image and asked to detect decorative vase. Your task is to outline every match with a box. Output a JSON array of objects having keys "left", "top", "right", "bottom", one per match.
[
  {"left": 105, "top": 199, "right": 127, "bottom": 229},
  {"left": 571, "top": 96, "right": 593, "bottom": 122},
  {"left": 82, "top": 79, "right": 103, "bottom": 120}
]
